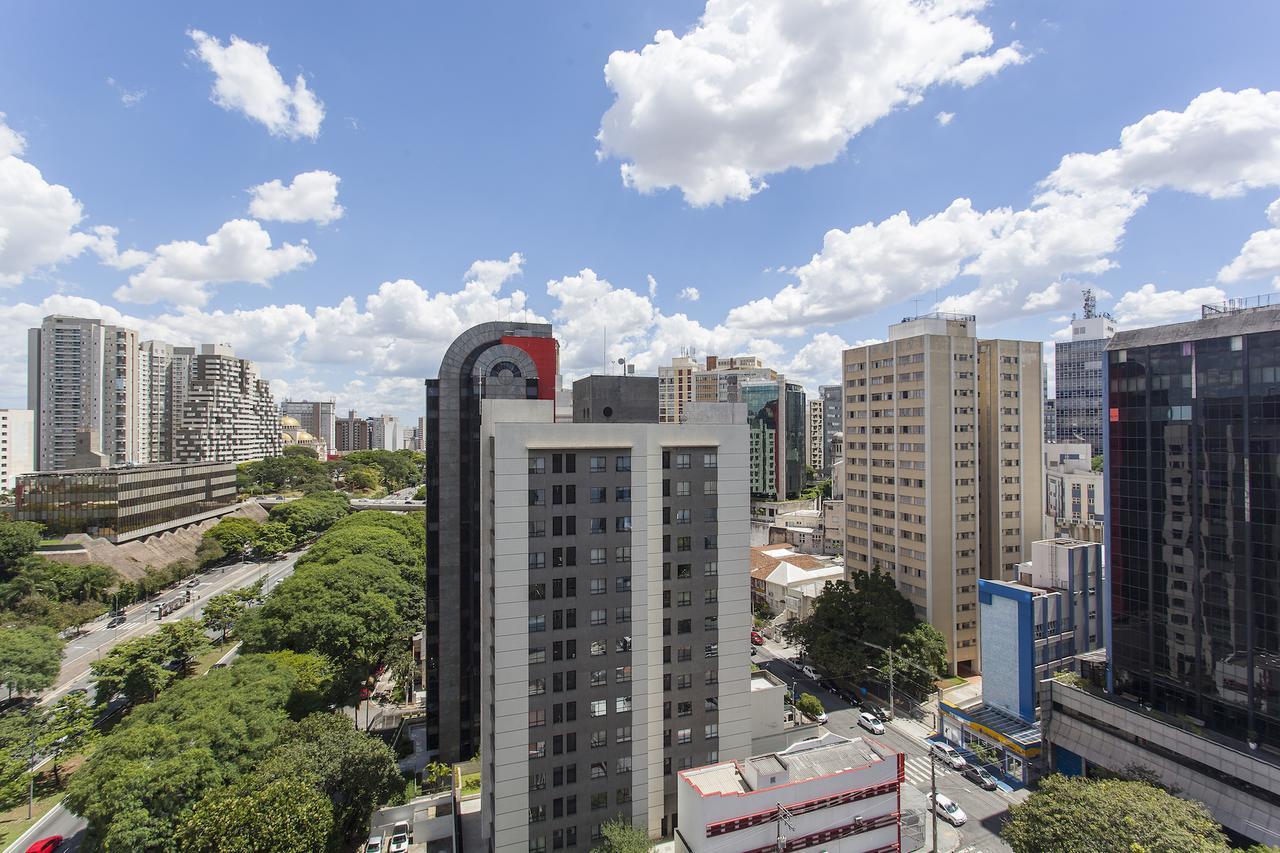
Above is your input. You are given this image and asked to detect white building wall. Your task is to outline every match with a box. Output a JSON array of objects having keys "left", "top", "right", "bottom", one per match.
[{"left": 0, "top": 410, "right": 35, "bottom": 492}]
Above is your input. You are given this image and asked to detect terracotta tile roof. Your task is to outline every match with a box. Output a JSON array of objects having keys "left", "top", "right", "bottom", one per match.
[{"left": 750, "top": 546, "right": 836, "bottom": 580}]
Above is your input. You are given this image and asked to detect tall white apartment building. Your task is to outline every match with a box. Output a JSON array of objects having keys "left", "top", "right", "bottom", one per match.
[
  {"left": 368, "top": 415, "right": 401, "bottom": 451},
  {"left": 805, "top": 398, "right": 824, "bottom": 475},
  {"left": 842, "top": 313, "right": 1042, "bottom": 675},
  {"left": 174, "top": 345, "right": 282, "bottom": 463},
  {"left": 27, "top": 315, "right": 140, "bottom": 470},
  {"left": 137, "top": 341, "right": 196, "bottom": 463},
  {"left": 0, "top": 410, "right": 35, "bottom": 492},
  {"left": 479, "top": 390, "right": 751, "bottom": 852},
  {"left": 658, "top": 356, "right": 701, "bottom": 423}
]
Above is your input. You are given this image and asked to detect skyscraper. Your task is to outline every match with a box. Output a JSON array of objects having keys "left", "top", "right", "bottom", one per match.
[
  {"left": 367, "top": 414, "right": 401, "bottom": 451},
  {"left": 27, "top": 315, "right": 140, "bottom": 470},
  {"left": 0, "top": 409, "right": 34, "bottom": 491},
  {"left": 137, "top": 341, "right": 196, "bottom": 463},
  {"left": 335, "top": 409, "right": 370, "bottom": 452},
  {"left": 173, "top": 345, "right": 281, "bottom": 463},
  {"left": 843, "top": 313, "right": 1042, "bottom": 674},
  {"left": 424, "top": 322, "right": 560, "bottom": 762},
  {"left": 1055, "top": 290, "right": 1115, "bottom": 454},
  {"left": 819, "top": 384, "right": 843, "bottom": 479},
  {"left": 740, "top": 379, "right": 805, "bottom": 501},
  {"left": 657, "top": 355, "right": 700, "bottom": 423},
  {"left": 806, "top": 398, "right": 824, "bottom": 475}
]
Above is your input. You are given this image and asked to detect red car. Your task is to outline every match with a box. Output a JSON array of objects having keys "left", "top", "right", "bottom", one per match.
[
  {"left": 27, "top": 837, "right": 63, "bottom": 853},
  {"left": 750, "top": 630, "right": 764, "bottom": 646}
]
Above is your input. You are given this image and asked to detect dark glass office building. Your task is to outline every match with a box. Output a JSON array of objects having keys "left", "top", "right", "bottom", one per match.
[
  {"left": 740, "top": 380, "right": 805, "bottom": 500},
  {"left": 1107, "top": 303, "right": 1280, "bottom": 746}
]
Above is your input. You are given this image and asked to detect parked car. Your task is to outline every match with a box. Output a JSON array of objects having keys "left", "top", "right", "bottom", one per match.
[
  {"left": 857, "top": 711, "right": 885, "bottom": 735},
  {"left": 962, "top": 765, "right": 998, "bottom": 790},
  {"left": 364, "top": 836, "right": 383, "bottom": 853},
  {"left": 750, "top": 630, "right": 764, "bottom": 645},
  {"left": 389, "top": 821, "right": 411, "bottom": 853},
  {"left": 801, "top": 665, "right": 819, "bottom": 681},
  {"left": 930, "top": 741, "right": 968, "bottom": 770},
  {"left": 930, "top": 793, "right": 968, "bottom": 826},
  {"left": 108, "top": 616, "right": 126, "bottom": 628},
  {"left": 26, "top": 837, "right": 63, "bottom": 853}
]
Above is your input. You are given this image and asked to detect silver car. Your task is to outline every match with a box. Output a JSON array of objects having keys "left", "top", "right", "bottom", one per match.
[{"left": 857, "top": 711, "right": 885, "bottom": 735}]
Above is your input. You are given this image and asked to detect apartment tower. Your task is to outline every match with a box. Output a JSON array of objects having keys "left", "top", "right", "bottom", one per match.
[
  {"left": 0, "top": 409, "right": 35, "bottom": 492},
  {"left": 1055, "top": 290, "right": 1116, "bottom": 454},
  {"left": 657, "top": 356, "right": 700, "bottom": 423},
  {"left": 280, "top": 399, "right": 337, "bottom": 453},
  {"left": 842, "top": 313, "right": 1042, "bottom": 674},
  {"left": 173, "top": 345, "right": 282, "bottom": 463},
  {"left": 819, "top": 384, "right": 843, "bottom": 478},
  {"left": 806, "top": 398, "right": 824, "bottom": 475}
]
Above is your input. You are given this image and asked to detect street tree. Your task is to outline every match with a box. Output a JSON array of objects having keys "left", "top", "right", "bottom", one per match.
[
  {"left": 252, "top": 521, "right": 297, "bottom": 559},
  {"left": 0, "top": 520, "right": 43, "bottom": 570},
  {"left": 38, "top": 691, "right": 99, "bottom": 785},
  {"left": 158, "top": 619, "right": 211, "bottom": 675},
  {"left": 176, "top": 777, "right": 334, "bottom": 853},
  {"left": 204, "top": 517, "right": 262, "bottom": 555},
  {"left": 201, "top": 591, "right": 249, "bottom": 643},
  {"left": 795, "top": 693, "right": 824, "bottom": 719},
  {"left": 0, "top": 625, "right": 64, "bottom": 697},
  {"left": 90, "top": 634, "right": 175, "bottom": 704},
  {"left": 1002, "top": 774, "right": 1231, "bottom": 853},
  {"left": 592, "top": 817, "right": 651, "bottom": 853},
  {"left": 881, "top": 622, "right": 949, "bottom": 700}
]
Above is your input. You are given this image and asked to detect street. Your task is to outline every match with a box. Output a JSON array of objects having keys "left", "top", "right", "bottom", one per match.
[{"left": 753, "top": 637, "right": 1022, "bottom": 853}]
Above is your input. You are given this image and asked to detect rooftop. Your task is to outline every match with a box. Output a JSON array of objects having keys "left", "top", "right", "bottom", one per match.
[
  {"left": 1110, "top": 299, "right": 1280, "bottom": 349},
  {"left": 682, "top": 733, "right": 886, "bottom": 797}
]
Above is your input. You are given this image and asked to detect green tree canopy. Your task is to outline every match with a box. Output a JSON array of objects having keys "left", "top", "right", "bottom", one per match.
[
  {"left": 344, "top": 464, "right": 381, "bottom": 491},
  {"left": 252, "top": 521, "right": 297, "bottom": 559},
  {"left": 592, "top": 817, "right": 651, "bottom": 853},
  {"left": 90, "top": 618, "right": 209, "bottom": 704},
  {"left": 268, "top": 491, "right": 350, "bottom": 538},
  {"left": 262, "top": 650, "right": 336, "bottom": 716},
  {"left": 882, "top": 622, "right": 949, "bottom": 700},
  {"left": 1002, "top": 775, "right": 1231, "bottom": 853},
  {"left": 0, "top": 624, "right": 64, "bottom": 696},
  {"left": 341, "top": 449, "right": 423, "bottom": 490},
  {"left": 204, "top": 517, "right": 262, "bottom": 556},
  {"left": 176, "top": 777, "right": 334, "bottom": 853},
  {"left": 795, "top": 693, "right": 824, "bottom": 719},
  {"left": 0, "top": 520, "right": 43, "bottom": 569},
  {"left": 38, "top": 690, "right": 99, "bottom": 785},
  {"left": 195, "top": 536, "right": 227, "bottom": 568}
]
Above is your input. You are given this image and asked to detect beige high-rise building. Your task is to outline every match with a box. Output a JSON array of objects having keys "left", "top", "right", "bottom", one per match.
[
  {"left": 806, "top": 398, "right": 824, "bottom": 474},
  {"left": 693, "top": 355, "right": 775, "bottom": 404},
  {"left": 657, "top": 355, "right": 700, "bottom": 422},
  {"left": 842, "top": 313, "right": 1042, "bottom": 675},
  {"left": 137, "top": 341, "right": 196, "bottom": 463}
]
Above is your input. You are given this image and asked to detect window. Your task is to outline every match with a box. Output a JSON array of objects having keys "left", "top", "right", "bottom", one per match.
[
  {"left": 590, "top": 640, "right": 607, "bottom": 657},
  {"left": 590, "top": 456, "right": 606, "bottom": 472},
  {"left": 677, "top": 536, "right": 691, "bottom": 552},
  {"left": 616, "top": 756, "right": 633, "bottom": 774},
  {"left": 616, "top": 787, "right": 632, "bottom": 805},
  {"left": 614, "top": 546, "right": 631, "bottom": 563},
  {"left": 704, "top": 562, "right": 718, "bottom": 576},
  {"left": 704, "top": 588, "right": 718, "bottom": 605},
  {"left": 529, "top": 709, "right": 546, "bottom": 727},
  {"left": 529, "top": 552, "right": 546, "bottom": 570},
  {"left": 530, "top": 740, "right": 546, "bottom": 758},
  {"left": 590, "top": 578, "right": 606, "bottom": 595},
  {"left": 615, "top": 636, "right": 632, "bottom": 653},
  {"left": 704, "top": 481, "right": 717, "bottom": 495},
  {"left": 529, "top": 615, "right": 546, "bottom": 633},
  {"left": 677, "top": 619, "right": 691, "bottom": 634},
  {"left": 590, "top": 700, "right": 607, "bottom": 718},
  {"left": 675, "top": 509, "right": 690, "bottom": 524},
  {"left": 677, "top": 564, "right": 692, "bottom": 578},
  {"left": 615, "top": 725, "right": 632, "bottom": 743},
  {"left": 615, "top": 516, "right": 632, "bottom": 532},
  {"left": 530, "top": 772, "right": 546, "bottom": 791},
  {"left": 590, "top": 518, "right": 606, "bottom": 535},
  {"left": 615, "top": 487, "right": 631, "bottom": 502},
  {"left": 677, "top": 701, "right": 692, "bottom": 717},
  {"left": 704, "top": 642, "right": 719, "bottom": 658},
  {"left": 703, "top": 452, "right": 717, "bottom": 468},
  {"left": 590, "top": 486, "right": 607, "bottom": 504},
  {"left": 615, "top": 696, "right": 632, "bottom": 713},
  {"left": 704, "top": 616, "right": 718, "bottom": 631},
  {"left": 591, "top": 793, "right": 608, "bottom": 811},
  {"left": 529, "top": 583, "right": 546, "bottom": 600},
  {"left": 676, "top": 591, "right": 691, "bottom": 607},
  {"left": 704, "top": 535, "right": 718, "bottom": 550},
  {"left": 590, "top": 730, "right": 606, "bottom": 748},
  {"left": 531, "top": 838, "right": 546, "bottom": 853},
  {"left": 615, "top": 607, "right": 631, "bottom": 623},
  {"left": 677, "top": 646, "right": 691, "bottom": 662},
  {"left": 615, "top": 576, "right": 631, "bottom": 593},
  {"left": 591, "top": 669, "right": 607, "bottom": 687},
  {"left": 529, "top": 647, "right": 545, "bottom": 665},
  {"left": 529, "top": 489, "right": 545, "bottom": 506},
  {"left": 590, "top": 609, "right": 607, "bottom": 626},
  {"left": 591, "top": 762, "right": 607, "bottom": 779},
  {"left": 589, "top": 548, "right": 607, "bottom": 565},
  {"left": 703, "top": 507, "right": 718, "bottom": 523},
  {"left": 676, "top": 481, "right": 691, "bottom": 497},
  {"left": 529, "top": 678, "right": 546, "bottom": 696},
  {"left": 615, "top": 665, "right": 632, "bottom": 683},
  {"left": 616, "top": 455, "right": 631, "bottom": 472},
  {"left": 676, "top": 673, "right": 692, "bottom": 689},
  {"left": 529, "top": 520, "right": 546, "bottom": 538},
  {"left": 676, "top": 453, "right": 691, "bottom": 469},
  {"left": 677, "top": 728, "right": 692, "bottom": 744},
  {"left": 529, "top": 457, "right": 546, "bottom": 474}
]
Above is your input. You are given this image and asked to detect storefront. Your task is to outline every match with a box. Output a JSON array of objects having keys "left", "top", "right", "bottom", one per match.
[{"left": 939, "top": 701, "right": 1041, "bottom": 786}]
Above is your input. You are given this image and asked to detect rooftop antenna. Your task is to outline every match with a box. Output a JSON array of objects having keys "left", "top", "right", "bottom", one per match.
[{"left": 1083, "top": 288, "right": 1097, "bottom": 319}]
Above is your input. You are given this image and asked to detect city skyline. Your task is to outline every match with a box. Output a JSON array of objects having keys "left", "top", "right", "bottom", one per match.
[{"left": 3, "top": 3, "right": 1280, "bottom": 422}]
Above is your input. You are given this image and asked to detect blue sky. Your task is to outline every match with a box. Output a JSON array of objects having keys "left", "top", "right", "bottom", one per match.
[{"left": 3, "top": 1, "right": 1280, "bottom": 420}]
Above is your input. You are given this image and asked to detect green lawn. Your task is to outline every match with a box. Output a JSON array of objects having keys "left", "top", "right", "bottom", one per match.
[
  {"left": 194, "top": 640, "right": 239, "bottom": 676},
  {"left": 935, "top": 675, "right": 966, "bottom": 690},
  {"left": 459, "top": 771, "right": 481, "bottom": 796}
]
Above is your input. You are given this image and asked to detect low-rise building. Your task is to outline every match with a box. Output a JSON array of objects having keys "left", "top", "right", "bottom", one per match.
[
  {"left": 14, "top": 461, "right": 238, "bottom": 543},
  {"left": 751, "top": 546, "right": 843, "bottom": 620},
  {"left": 676, "top": 732, "right": 902, "bottom": 853}
]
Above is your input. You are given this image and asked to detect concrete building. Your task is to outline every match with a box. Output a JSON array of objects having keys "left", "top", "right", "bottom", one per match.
[
  {"left": 15, "top": 461, "right": 237, "bottom": 543},
  {"left": 173, "top": 345, "right": 282, "bottom": 463},
  {"left": 741, "top": 379, "right": 805, "bottom": 501},
  {"left": 843, "top": 312, "right": 1043, "bottom": 675},
  {"left": 137, "top": 341, "right": 196, "bottom": 463},
  {"left": 1054, "top": 291, "right": 1115, "bottom": 454},
  {"left": 658, "top": 356, "right": 700, "bottom": 423},
  {"left": 750, "top": 545, "right": 843, "bottom": 621},
  {"left": 335, "top": 409, "right": 371, "bottom": 452},
  {"left": 369, "top": 414, "right": 401, "bottom": 451},
  {"left": 805, "top": 398, "right": 824, "bottom": 476},
  {"left": 819, "top": 385, "right": 842, "bottom": 480},
  {"left": 0, "top": 409, "right": 35, "bottom": 492},
  {"left": 572, "top": 375, "right": 660, "bottom": 424},
  {"left": 424, "top": 323, "right": 560, "bottom": 763},
  {"left": 1043, "top": 443, "right": 1103, "bottom": 542},
  {"left": 280, "top": 399, "right": 337, "bottom": 454},
  {"left": 694, "top": 356, "right": 776, "bottom": 405},
  {"left": 1043, "top": 398, "right": 1056, "bottom": 444},
  {"left": 28, "top": 315, "right": 140, "bottom": 470},
  {"left": 1040, "top": 297, "right": 1280, "bottom": 847},
  {"left": 675, "top": 733, "right": 901, "bottom": 853},
  {"left": 479, "top": 383, "right": 751, "bottom": 851}
]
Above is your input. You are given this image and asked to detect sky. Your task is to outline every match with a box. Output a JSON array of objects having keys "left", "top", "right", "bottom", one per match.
[{"left": 3, "top": 1, "right": 1280, "bottom": 422}]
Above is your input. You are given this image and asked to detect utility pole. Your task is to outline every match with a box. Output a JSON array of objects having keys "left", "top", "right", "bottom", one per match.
[
  {"left": 774, "top": 802, "right": 795, "bottom": 853},
  {"left": 930, "top": 744, "right": 938, "bottom": 853},
  {"left": 887, "top": 645, "right": 895, "bottom": 719}
]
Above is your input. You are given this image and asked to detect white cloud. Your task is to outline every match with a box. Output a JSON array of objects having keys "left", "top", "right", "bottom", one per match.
[
  {"left": 597, "top": 0, "right": 1026, "bottom": 206},
  {"left": 106, "top": 77, "right": 146, "bottom": 107},
  {"left": 936, "top": 111, "right": 955, "bottom": 127},
  {"left": 647, "top": 274, "right": 658, "bottom": 299},
  {"left": 188, "top": 29, "right": 324, "bottom": 140},
  {"left": 248, "top": 170, "right": 344, "bottom": 225},
  {"left": 1112, "top": 283, "right": 1226, "bottom": 327},
  {"left": 113, "top": 219, "right": 315, "bottom": 307},
  {"left": 1218, "top": 197, "right": 1280, "bottom": 286},
  {"left": 678, "top": 287, "right": 700, "bottom": 301},
  {"left": 781, "top": 332, "right": 848, "bottom": 392},
  {"left": 729, "top": 88, "right": 1280, "bottom": 330}
]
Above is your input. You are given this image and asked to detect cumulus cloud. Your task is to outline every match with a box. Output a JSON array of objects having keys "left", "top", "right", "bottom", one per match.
[
  {"left": 1112, "top": 283, "right": 1226, "bottom": 327},
  {"left": 1218, "top": 197, "right": 1280, "bottom": 287},
  {"left": 113, "top": 219, "right": 315, "bottom": 307},
  {"left": 728, "top": 88, "right": 1280, "bottom": 331},
  {"left": 248, "top": 170, "right": 344, "bottom": 225},
  {"left": 188, "top": 29, "right": 324, "bottom": 140},
  {"left": 597, "top": 0, "right": 1026, "bottom": 206},
  {"left": 679, "top": 287, "right": 700, "bottom": 301},
  {"left": 936, "top": 111, "right": 955, "bottom": 127}
]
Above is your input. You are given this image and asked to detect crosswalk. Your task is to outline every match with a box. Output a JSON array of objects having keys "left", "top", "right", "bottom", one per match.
[{"left": 903, "top": 754, "right": 951, "bottom": 787}]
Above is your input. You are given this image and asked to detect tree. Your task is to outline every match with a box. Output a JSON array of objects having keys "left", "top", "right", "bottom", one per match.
[
  {"left": 252, "top": 521, "right": 297, "bottom": 559},
  {"left": 158, "top": 619, "right": 211, "bottom": 675},
  {"left": 0, "top": 625, "right": 64, "bottom": 696},
  {"left": 795, "top": 693, "right": 825, "bottom": 719},
  {"left": 37, "top": 691, "right": 99, "bottom": 785},
  {"left": 195, "top": 536, "right": 227, "bottom": 568},
  {"left": 1002, "top": 775, "right": 1230, "bottom": 853},
  {"left": 882, "top": 623, "right": 949, "bottom": 700},
  {"left": 204, "top": 517, "right": 262, "bottom": 555},
  {"left": 0, "top": 708, "right": 40, "bottom": 809},
  {"left": 202, "top": 591, "right": 250, "bottom": 643},
  {"left": 1091, "top": 454, "right": 1104, "bottom": 473},
  {"left": 345, "top": 464, "right": 381, "bottom": 492},
  {"left": 176, "top": 777, "right": 334, "bottom": 853},
  {"left": 593, "top": 817, "right": 651, "bottom": 853},
  {"left": 253, "top": 713, "right": 403, "bottom": 849},
  {"left": 263, "top": 650, "right": 336, "bottom": 717},
  {"left": 0, "top": 520, "right": 43, "bottom": 569},
  {"left": 269, "top": 492, "right": 350, "bottom": 538},
  {"left": 388, "top": 646, "right": 417, "bottom": 703},
  {"left": 91, "top": 634, "right": 175, "bottom": 704}
]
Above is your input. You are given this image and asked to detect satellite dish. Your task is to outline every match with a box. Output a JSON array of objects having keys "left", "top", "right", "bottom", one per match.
[{"left": 617, "top": 357, "right": 626, "bottom": 365}]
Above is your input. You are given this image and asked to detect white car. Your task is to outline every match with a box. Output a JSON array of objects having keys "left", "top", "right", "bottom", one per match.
[
  {"left": 365, "top": 837, "right": 383, "bottom": 853},
  {"left": 931, "top": 741, "right": 968, "bottom": 770},
  {"left": 930, "top": 793, "right": 968, "bottom": 826},
  {"left": 389, "top": 821, "right": 411, "bottom": 853},
  {"left": 801, "top": 665, "right": 819, "bottom": 681},
  {"left": 857, "top": 711, "right": 885, "bottom": 735}
]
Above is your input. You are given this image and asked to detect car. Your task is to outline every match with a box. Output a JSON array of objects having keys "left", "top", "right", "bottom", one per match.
[
  {"left": 871, "top": 704, "right": 892, "bottom": 722},
  {"left": 962, "top": 765, "right": 998, "bottom": 790},
  {"left": 186, "top": 579, "right": 201, "bottom": 588},
  {"left": 930, "top": 741, "right": 968, "bottom": 770},
  {"left": 801, "top": 665, "right": 819, "bottom": 681},
  {"left": 365, "top": 836, "right": 384, "bottom": 853},
  {"left": 26, "top": 837, "right": 64, "bottom": 853},
  {"left": 210, "top": 663, "right": 227, "bottom": 670},
  {"left": 857, "top": 711, "right": 885, "bottom": 735},
  {"left": 812, "top": 709, "right": 829, "bottom": 724},
  {"left": 750, "top": 630, "right": 764, "bottom": 645},
  {"left": 818, "top": 677, "right": 840, "bottom": 694},
  {"left": 389, "top": 821, "right": 411, "bottom": 853},
  {"left": 108, "top": 616, "right": 126, "bottom": 628},
  {"left": 930, "top": 793, "right": 968, "bottom": 826}
]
